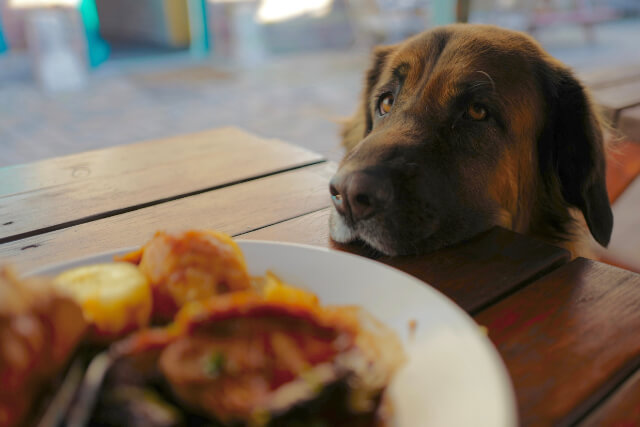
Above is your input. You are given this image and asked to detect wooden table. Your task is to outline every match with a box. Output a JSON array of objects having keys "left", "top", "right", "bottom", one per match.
[
  {"left": 581, "top": 63, "right": 640, "bottom": 142},
  {"left": 2, "top": 127, "right": 640, "bottom": 426}
]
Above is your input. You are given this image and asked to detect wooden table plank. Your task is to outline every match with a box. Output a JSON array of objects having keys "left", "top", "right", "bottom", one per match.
[
  {"left": 0, "top": 127, "right": 324, "bottom": 243},
  {"left": 605, "top": 140, "right": 640, "bottom": 203},
  {"left": 596, "top": 175, "right": 640, "bottom": 274},
  {"left": 591, "top": 80, "right": 640, "bottom": 123},
  {"left": 619, "top": 105, "right": 640, "bottom": 142},
  {"left": 579, "top": 64, "right": 640, "bottom": 89},
  {"left": 0, "top": 163, "right": 335, "bottom": 272},
  {"left": 579, "top": 368, "right": 640, "bottom": 426},
  {"left": 475, "top": 258, "right": 640, "bottom": 426},
  {"left": 0, "top": 127, "right": 317, "bottom": 197},
  {"left": 238, "top": 208, "right": 333, "bottom": 248},
  {"left": 240, "top": 208, "right": 571, "bottom": 313}
]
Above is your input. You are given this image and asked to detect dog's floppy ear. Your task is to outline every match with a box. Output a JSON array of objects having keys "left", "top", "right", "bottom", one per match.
[
  {"left": 341, "top": 45, "right": 396, "bottom": 152},
  {"left": 538, "top": 64, "right": 613, "bottom": 247}
]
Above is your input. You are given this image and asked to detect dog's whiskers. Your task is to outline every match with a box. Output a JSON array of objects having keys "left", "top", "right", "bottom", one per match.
[{"left": 474, "top": 70, "right": 496, "bottom": 92}]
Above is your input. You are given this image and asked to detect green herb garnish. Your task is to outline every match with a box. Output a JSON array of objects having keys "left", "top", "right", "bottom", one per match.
[{"left": 204, "top": 351, "right": 226, "bottom": 378}]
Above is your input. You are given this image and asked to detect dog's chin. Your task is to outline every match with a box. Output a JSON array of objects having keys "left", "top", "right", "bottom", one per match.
[
  {"left": 328, "top": 207, "right": 358, "bottom": 244},
  {"left": 329, "top": 208, "right": 433, "bottom": 257}
]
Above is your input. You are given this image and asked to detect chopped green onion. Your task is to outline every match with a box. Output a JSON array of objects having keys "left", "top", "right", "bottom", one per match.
[{"left": 204, "top": 351, "right": 225, "bottom": 378}]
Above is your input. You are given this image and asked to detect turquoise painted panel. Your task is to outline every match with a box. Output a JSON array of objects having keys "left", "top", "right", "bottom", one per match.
[
  {"left": 188, "top": 0, "right": 210, "bottom": 56},
  {"left": 80, "top": 0, "right": 109, "bottom": 67},
  {"left": 0, "top": 10, "right": 7, "bottom": 53},
  {"left": 432, "top": 0, "right": 457, "bottom": 26}
]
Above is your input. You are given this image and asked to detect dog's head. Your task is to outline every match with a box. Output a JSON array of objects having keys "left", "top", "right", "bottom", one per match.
[{"left": 329, "top": 24, "right": 613, "bottom": 256}]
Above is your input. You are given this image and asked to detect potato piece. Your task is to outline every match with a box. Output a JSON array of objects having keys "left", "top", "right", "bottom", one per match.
[{"left": 54, "top": 262, "right": 151, "bottom": 338}]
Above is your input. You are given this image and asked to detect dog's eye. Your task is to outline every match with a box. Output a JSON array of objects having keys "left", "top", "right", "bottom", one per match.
[
  {"left": 466, "top": 103, "right": 488, "bottom": 121},
  {"left": 378, "top": 93, "right": 394, "bottom": 116}
]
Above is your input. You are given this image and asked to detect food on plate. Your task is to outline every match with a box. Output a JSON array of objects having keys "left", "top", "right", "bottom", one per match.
[
  {"left": 108, "top": 282, "right": 404, "bottom": 426},
  {"left": 91, "top": 385, "right": 185, "bottom": 427},
  {"left": 0, "top": 267, "right": 86, "bottom": 427},
  {"left": 259, "top": 271, "right": 319, "bottom": 307},
  {"left": 1, "top": 229, "right": 406, "bottom": 426},
  {"left": 53, "top": 262, "right": 152, "bottom": 339},
  {"left": 120, "top": 230, "right": 252, "bottom": 320}
]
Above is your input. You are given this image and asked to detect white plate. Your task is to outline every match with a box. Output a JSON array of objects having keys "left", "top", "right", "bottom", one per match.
[{"left": 32, "top": 240, "right": 517, "bottom": 427}]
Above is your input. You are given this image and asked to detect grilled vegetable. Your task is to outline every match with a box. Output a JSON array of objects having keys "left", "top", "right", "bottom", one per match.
[{"left": 53, "top": 262, "right": 151, "bottom": 339}]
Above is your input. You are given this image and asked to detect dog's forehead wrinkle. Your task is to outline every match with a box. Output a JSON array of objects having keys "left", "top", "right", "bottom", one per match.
[
  {"left": 389, "top": 35, "right": 449, "bottom": 94},
  {"left": 391, "top": 62, "right": 411, "bottom": 82}
]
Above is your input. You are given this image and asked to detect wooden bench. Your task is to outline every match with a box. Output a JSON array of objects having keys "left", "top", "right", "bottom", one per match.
[
  {"left": 577, "top": 64, "right": 640, "bottom": 273},
  {"left": 581, "top": 63, "right": 640, "bottom": 141}
]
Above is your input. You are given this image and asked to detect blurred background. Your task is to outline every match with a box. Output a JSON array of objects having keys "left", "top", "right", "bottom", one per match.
[
  {"left": 1, "top": 0, "right": 639, "bottom": 164},
  {"left": 0, "top": 0, "right": 639, "bottom": 267}
]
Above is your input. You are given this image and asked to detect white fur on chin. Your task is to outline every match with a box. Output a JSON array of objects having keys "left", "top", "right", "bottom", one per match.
[{"left": 329, "top": 207, "right": 357, "bottom": 243}]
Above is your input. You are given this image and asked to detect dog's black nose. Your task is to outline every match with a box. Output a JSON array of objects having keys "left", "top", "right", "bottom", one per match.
[{"left": 329, "top": 171, "right": 391, "bottom": 221}]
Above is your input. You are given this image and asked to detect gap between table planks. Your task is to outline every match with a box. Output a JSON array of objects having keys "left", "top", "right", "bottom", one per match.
[
  {"left": 475, "top": 258, "right": 640, "bottom": 426},
  {"left": 579, "top": 64, "right": 640, "bottom": 90},
  {"left": 619, "top": 105, "right": 640, "bottom": 141},
  {"left": 591, "top": 79, "right": 640, "bottom": 124},
  {"left": 0, "top": 127, "right": 324, "bottom": 243},
  {"left": 578, "top": 366, "right": 640, "bottom": 426},
  {"left": 581, "top": 64, "right": 640, "bottom": 139},
  {"left": 238, "top": 208, "right": 571, "bottom": 314},
  {"left": 0, "top": 163, "right": 335, "bottom": 272}
]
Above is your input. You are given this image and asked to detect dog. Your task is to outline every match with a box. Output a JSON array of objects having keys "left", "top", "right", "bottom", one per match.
[{"left": 329, "top": 24, "right": 613, "bottom": 258}]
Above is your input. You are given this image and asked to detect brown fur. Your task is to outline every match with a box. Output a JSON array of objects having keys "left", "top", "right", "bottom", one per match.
[{"left": 330, "top": 24, "right": 613, "bottom": 257}]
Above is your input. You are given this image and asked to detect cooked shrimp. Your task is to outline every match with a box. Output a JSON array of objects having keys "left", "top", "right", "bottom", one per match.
[{"left": 124, "top": 230, "right": 252, "bottom": 320}]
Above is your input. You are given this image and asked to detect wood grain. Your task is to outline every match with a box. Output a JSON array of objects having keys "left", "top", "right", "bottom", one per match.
[
  {"left": 0, "top": 127, "right": 323, "bottom": 242},
  {"left": 475, "top": 258, "right": 640, "bottom": 426},
  {"left": 606, "top": 140, "right": 640, "bottom": 203},
  {"left": 591, "top": 80, "right": 640, "bottom": 122},
  {"left": 0, "top": 163, "right": 335, "bottom": 272},
  {"left": 619, "top": 105, "right": 640, "bottom": 142},
  {"left": 579, "top": 367, "right": 640, "bottom": 426},
  {"left": 579, "top": 64, "right": 640, "bottom": 89},
  {"left": 379, "top": 228, "right": 570, "bottom": 314},
  {"left": 596, "top": 175, "right": 640, "bottom": 274},
  {"left": 238, "top": 208, "right": 333, "bottom": 248},
  {"left": 241, "top": 208, "right": 570, "bottom": 313},
  {"left": 0, "top": 127, "right": 317, "bottom": 196}
]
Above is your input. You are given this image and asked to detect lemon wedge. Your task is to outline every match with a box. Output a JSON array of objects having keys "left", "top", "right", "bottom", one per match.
[{"left": 54, "top": 262, "right": 151, "bottom": 338}]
